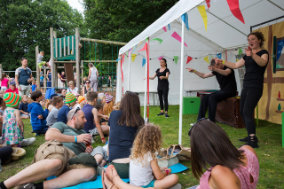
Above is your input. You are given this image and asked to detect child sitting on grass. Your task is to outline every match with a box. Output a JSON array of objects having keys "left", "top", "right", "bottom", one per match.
[
  {"left": 130, "top": 124, "right": 179, "bottom": 188},
  {"left": 103, "top": 94, "right": 114, "bottom": 116},
  {"left": 19, "top": 95, "right": 30, "bottom": 119},
  {"left": 28, "top": 91, "right": 49, "bottom": 135},
  {"left": 46, "top": 96, "right": 63, "bottom": 127},
  {"left": 2, "top": 93, "right": 24, "bottom": 146}
]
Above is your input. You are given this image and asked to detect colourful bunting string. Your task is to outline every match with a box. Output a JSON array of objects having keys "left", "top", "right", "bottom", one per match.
[
  {"left": 142, "top": 58, "right": 146, "bottom": 67},
  {"left": 168, "top": 24, "right": 171, "bottom": 31},
  {"left": 204, "top": 56, "right": 209, "bottom": 63},
  {"left": 181, "top": 13, "right": 189, "bottom": 30},
  {"left": 197, "top": 5, "right": 208, "bottom": 31},
  {"left": 238, "top": 48, "right": 243, "bottom": 55},
  {"left": 226, "top": 0, "right": 245, "bottom": 24},
  {"left": 174, "top": 56, "right": 179, "bottom": 64},
  {"left": 163, "top": 26, "right": 167, "bottom": 32},
  {"left": 186, "top": 56, "right": 193, "bottom": 64},
  {"left": 139, "top": 43, "right": 147, "bottom": 52},
  {"left": 131, "top": 54, "right": 137, "bottom": 62},
  {"left": 206, "top": 0, "right": 211, "bottom": 8},
  {"left": 120, "top": 54, "right": 125, "bottom": 83},
  {"left": 216, "top": 53, "right": 222, "bottom": 59},
  {"left": 171, "top": 32, "right": 188, "bottom": 47},
  {"left": 152, "top": 38, "right": 163, "bottom": 44},
  {"left": 158, "top": 56, "right": 164, "bottom": 60}
]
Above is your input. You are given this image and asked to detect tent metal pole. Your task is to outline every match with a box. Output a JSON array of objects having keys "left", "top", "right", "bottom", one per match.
[
  {"left": 178, "top": 19, "right": 185, "bottom": 145},
  {"left": 143, "top": 44, "right": 147, "bottom": 120},
  {"left": 116, "top": 55, "right": 122, "bottom": 103},
  {"left": 127, "top": 50, "right": 131, "bottom": 91}
]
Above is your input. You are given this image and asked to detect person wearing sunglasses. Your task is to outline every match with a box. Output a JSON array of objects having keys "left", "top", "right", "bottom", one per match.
[
  {"left": 187, "top": 58, "right": 237, "bottom": 123},
  {"left": 0, "top": 108, "right": 99, "bottom": 189},
  {"left": 188, "top": 119, "right": 259, "bottom": 189}
]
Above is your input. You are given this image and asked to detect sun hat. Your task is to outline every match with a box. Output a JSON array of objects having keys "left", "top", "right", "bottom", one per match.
[
  {"left": 3, "top": 92, "right": 22, "bottom": 108},
  {"left": 65, "top": 93, "right": 76, "bottom": 104},
  {"left": 105, "top": 94, "right": 113, "bottom": 103},
  {"left": 12, "top": 147, "right": 26, "bottom": 160},
  {"left": 78, "top": 96, "right": 85, "bottom": 104}
]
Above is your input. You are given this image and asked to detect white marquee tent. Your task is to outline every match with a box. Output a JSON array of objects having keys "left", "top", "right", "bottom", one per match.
[{"left": 116, "top": 0, "right": 284, "bottom": 144}]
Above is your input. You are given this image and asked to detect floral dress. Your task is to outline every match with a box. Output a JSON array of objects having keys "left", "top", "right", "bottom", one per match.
[{"left": 2, "top": 108, "right": 23, "bottom": 145}]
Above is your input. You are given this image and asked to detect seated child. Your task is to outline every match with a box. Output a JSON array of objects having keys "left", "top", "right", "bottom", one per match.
[
  {"left": 1, "top": 73, "right": 10, "bottom": 92},
  {"left": 46, "top": 96, "right": 64, "bottom": 127},
  {"left": 5, "top": 80, "right": 19, "bottom": 94},
  {"left": 31, "top": 79, "right": 37, "bottom": 92},
  {"left": 19, "top": 95, "right": 30, "bottom": 119},
  {"left": 2, "top": 93, "right": 24, "bottom": 146},
  {"left": 28, "top": 91, "right": 49, "bottom": 135},
  {"left": 73, "top": 96, "right": 86, "bottom": 110},
  {"left": 103, "top": 94, "right": 114, "bottom": 116},
  {"left": 57, "top": 93, "right": 77, "bottom": 124},
  {"left": 130, "top": 124, "right": 179, "bottom": 188}
]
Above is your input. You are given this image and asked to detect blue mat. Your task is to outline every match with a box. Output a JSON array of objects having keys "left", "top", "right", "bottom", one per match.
[{"left": 48, "top": 163, "right": 188, "bottom": 189}]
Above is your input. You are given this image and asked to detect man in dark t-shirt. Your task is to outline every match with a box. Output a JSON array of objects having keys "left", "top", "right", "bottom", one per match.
[{"left": 187, "top": 58, "right": 237, "bottom": 122}]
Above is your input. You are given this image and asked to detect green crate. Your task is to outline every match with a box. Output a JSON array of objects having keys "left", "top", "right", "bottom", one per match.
[{"left": 183, "top": 97, "right": 200, "bottom": 115}]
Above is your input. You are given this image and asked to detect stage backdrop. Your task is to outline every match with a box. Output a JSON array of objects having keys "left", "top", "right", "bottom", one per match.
[{"left": 256, "top": 21, "right": 284, "bottom": 124}]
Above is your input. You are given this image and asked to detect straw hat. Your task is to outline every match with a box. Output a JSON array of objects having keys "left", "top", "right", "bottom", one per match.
[{"left": 12, "top": 147, "right": 26, "bottom": 160}]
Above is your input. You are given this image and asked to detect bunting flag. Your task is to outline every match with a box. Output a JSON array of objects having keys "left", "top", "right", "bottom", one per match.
[
  {"left": 181, "top": 13, "right": 189, "bottom": 30},
  {"left": 278, "top": 103, "right": 281, "bottom": 111},
  {"left": 174, "top": 56, "right": 179, "bottom": 64},
  {"left": 186, "top": 56, "right": 193, "bottom": 64},
  {"left": 206, "top": 0, "right": 211, "bottom": 8},
  {"left": 226, "top": 0, "right": 245, "bottom": 24},
  {"left": 171, "top": 32, "right": 188, "bottom": 47},
  {"left": 139, "top": 43, "right": 147, "bottom": 52},
  {"left": 131, "top": 54, "right": 137, "bottom": 62},
  {"left": 238, "top": 48, "right": 243, "bottom": 55},
  {"left": 216, "top": 53, "right": 222, "bottom": 59},
  {"left": 204, "top": 56, "right": 209, "bottom": 63},
  {"left": 152, "top": 38, "right": 163, "bottom": 44},
  {"left": 197, "top": 5, "right": 208, "bottom": 31},
  {"left": 142, "top": 58, "right": 146, "bottom": 67},
  {"left": 163, "top": 26, "right": 167, "bottom": 32},
  {"left": 168, "top": 24, "right": 171, "bottom": 31},
  {"left": 116, "top": 58, "right": 120, "bottom": 62},
  {"left": 158, "top": 56, "right": 164, "bottom": 60},
  {"left": 278, "top": 91, "right": 281, "bottom": 99}
]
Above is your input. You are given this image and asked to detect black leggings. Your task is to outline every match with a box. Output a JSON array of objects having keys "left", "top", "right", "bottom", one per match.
[
  {"left": 158, "top": 88, "right": 169, "bottom": 112},
  {"left": 198, "top": 90, "right": 236, "bottom": 122},
  {"left": 240, "top": 87, "right": 263, "bottom": 135}
]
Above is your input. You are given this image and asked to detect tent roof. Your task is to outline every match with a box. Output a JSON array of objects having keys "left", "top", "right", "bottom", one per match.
[{"left": 119, "top": 0, "right": 284, "bottom": 55}]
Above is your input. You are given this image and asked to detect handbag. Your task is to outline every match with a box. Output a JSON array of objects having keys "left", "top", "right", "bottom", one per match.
[{"left": 157, "top": 145, "right": 179, "bottom": 168}]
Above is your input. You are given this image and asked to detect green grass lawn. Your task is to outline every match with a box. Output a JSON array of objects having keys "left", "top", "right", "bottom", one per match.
[{"left": 1, "top": 105, "right": 284, "bottom": 188}]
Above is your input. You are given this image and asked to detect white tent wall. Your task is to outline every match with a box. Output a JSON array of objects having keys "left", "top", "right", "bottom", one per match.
[{"left": 120, "top": 21, "right": 222, "bottom": 105}]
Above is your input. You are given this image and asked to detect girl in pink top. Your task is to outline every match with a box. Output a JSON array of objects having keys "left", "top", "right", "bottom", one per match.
[
  {"left": 1, "top": 73, "right": 9, "bottom": 91},
  {"left": 189, "top": 119, "right": 259, "bottom": 189}
]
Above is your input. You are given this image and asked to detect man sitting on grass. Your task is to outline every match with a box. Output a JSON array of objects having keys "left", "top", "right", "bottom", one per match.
[{"left": 0, "top": 108, "right": 98, "bottom": 189}]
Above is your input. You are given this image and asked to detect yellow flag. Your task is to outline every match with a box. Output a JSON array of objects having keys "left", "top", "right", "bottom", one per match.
[
  {"left": 197, "top": 5, "right": 207, "bottom": 31},
  {"left": 131, "top": 54, "right": 137, "bottom": 62},
  {"left": 204, "top": 56, "right": 209, "bottom": 63}
]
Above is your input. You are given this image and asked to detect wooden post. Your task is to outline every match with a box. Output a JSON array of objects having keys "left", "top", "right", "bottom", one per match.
[
  {"left": 35, "top": 46, "right": 40, "bottom": 88},
  {"left": 75, "top": 28, "right": 80, "bottom": 90},
  {"left": 0, "top": 64, "right": 2, "bottom": 79},
  {"left": 50, "top": 27, "right": 55, "bottom": 88},
  {"left": 81, "top": 60, "right": 84, "bottom": 87}
]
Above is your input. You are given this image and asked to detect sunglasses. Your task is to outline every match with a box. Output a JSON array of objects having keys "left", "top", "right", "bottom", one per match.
[
  {"left": 71, "top": 107, "right": 81, "bottom": 120},
  {"left": 188, "top": 118, "right": 208, "bottom": 136}
]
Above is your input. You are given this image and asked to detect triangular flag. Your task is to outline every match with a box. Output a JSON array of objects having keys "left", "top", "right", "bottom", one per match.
[
  {"left": 158, "top": 56, "right": 164, "bottom": 60},
  {"left": 163, "top": 26, "right": 167, "bottom": 32},
  {"left": 278, "top": 91, "right": 281, "bottom": 99},
  {"left": 216, "top": 53, "right": 222, "bottom": 59},
  {"left": 238, "top": 48, "right": 243, "bottom": 55},
  {"left": 174, "top": 56, "right": 179, "bottom": 64},
  {"left": 168, "top": 24, "right": 171, "bottom": 30},
  {"left": 181, "top": 13, "right": 189, "bottom": 30},
  {"left": 278, "top": 103, "right": 281, "bottom": 111},
  {"left": 186, "top": 56, "right": 193, "bottom": 64},
  {"left": 152, "top": 38, "right": 163, "bottom": 44},
  {"left": 226, "top": 0, "right": 245, "bottom": 24},
  {"left": 171, "top": 32, "right": 188, "bottom": 47},
  {"left": 204, "top": 56, "right": 209, "bottom": 63},
  {"left": 139, "top": 43, "right": 147, "bottom": 52},
  {"left": 206, "top": 0, "right": 211, "bottom": 8},
  {"left": 142, "top": 58, "right": 146, "bottom": 67},
  {"left": 197, "top": 5, "right": 208, "bottom": 31},
  {"left": 131, "top": 54, "right": 137, "bottom": 62}
]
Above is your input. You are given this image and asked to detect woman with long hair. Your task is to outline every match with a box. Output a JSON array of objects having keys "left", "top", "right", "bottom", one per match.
[
  {"left": 149, "top": 58, "right": 170, "bottom": 118},
  {"left": 108, "top": 91, "right": 144, "bottom": 178},
  {"left": 189, "top": 119, "right": 259, "bottom": 189},
  {"left": 216, "top": 31, "right": 269, "bottom": 148}
]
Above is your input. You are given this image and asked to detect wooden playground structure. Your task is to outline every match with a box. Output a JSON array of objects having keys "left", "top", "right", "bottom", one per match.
[{"left": 36, "top": 27, "right": 126, "bottom": 93}]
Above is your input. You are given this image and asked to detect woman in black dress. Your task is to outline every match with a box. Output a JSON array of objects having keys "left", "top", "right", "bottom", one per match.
[
  {"left": 216, "top": 31, "right": 269, "bottom": 148},
  {"left": 149, "top": 58, "right": 170, "bottom": 118}
]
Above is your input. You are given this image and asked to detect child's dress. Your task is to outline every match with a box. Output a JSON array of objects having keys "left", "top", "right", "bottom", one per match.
[{"left": 2, "top": 108, "right": 23, "bottom": 145}]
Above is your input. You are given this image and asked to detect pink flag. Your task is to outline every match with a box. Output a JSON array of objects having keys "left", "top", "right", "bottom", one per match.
[
  {"left": 120, "top": 55, "right": 125, "bottom": 82},
  {"left": 139, "top": 43, "right": 147, "bottom": 52},
  {"left": 158, "top": 56, "right": 164, "bottom": 60},
  {"left": 226, "top": 0, "right": 245, "bottom": 24},
  {"left": 206, "top": 0, "right": 211, "bottom": 8},
  {"left": 171, "top": 32, "right": 188, "bottom": 47},
  {"left": 163, "top": 26, "right": 167, "bottom": 32},
  {"left": 186, "top": 56, "right": 193, "bottom": 64}
]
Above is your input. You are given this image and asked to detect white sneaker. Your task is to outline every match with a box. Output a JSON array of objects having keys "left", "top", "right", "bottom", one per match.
[
  {"left": 190, "top": 123, "right": 195, "bottom": 126},
  {"left": 20, "top": 137, "right": 36, "bottom": 147}
]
